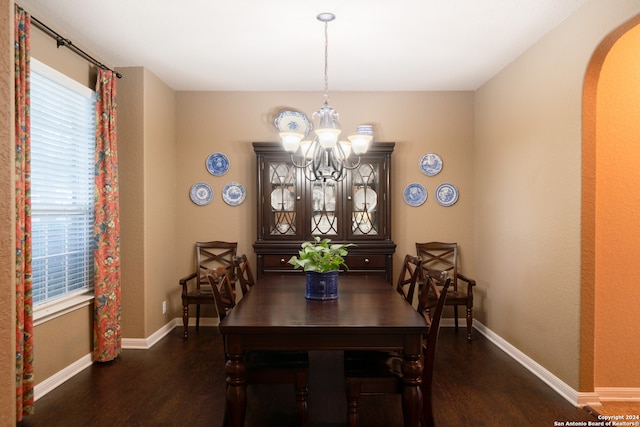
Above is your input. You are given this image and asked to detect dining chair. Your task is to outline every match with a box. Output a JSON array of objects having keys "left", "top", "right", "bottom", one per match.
[
  {"left": 178, "top": 241, "right": 237, "bottom": 338},
  {"left": 416, "top": 242, "right": 476, "bottom": 341},
  {"left": 233, "top": 253, "right": 255, "bottom": 296},
  {"left": 395, "top": 254, "right": 423, "bottom": 305},
  {"left": 344, "top": 268, "right": 451, "bottom": 427},
  {"left": 208, "top": 269, "right": 309, "bottom": 427}
]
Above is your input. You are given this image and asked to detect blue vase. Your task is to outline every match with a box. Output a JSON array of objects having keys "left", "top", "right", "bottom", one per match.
[{"left": 305, "top": 271, "right": 339, "bottom": 300}]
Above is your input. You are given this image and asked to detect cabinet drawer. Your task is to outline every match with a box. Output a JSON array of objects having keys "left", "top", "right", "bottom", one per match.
[
  {"left": 345, "top": 255, "right": 387, "bottom": 269},
  {"left": 262, "top": 255, "right": 296, "bottom": 270}
]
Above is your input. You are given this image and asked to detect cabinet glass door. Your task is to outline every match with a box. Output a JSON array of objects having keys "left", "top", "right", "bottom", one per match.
[
  {"left": 310, "top": 180, "right": 338, "bottom": 236},
  {"left": 268, "top": 161, "right": 298, "bottom": 236},
  {"left": 350, "top": 162, "right": 380, "bottom": 236}
]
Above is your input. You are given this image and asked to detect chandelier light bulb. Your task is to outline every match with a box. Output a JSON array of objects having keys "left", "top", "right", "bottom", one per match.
[
  {"left": 336, "top": 140, "right": 352, "bottom": 160},
  {"left": 280, "top": 132, "right": 304, "bottom": 153},
  {"left": 316, "top": 128, "right": 341, "bottom": 149},
  {"left": 349, "top": 134, "right": 373, "bottom": 155}
]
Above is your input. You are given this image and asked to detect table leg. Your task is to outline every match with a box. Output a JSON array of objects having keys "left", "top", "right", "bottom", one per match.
[
  {"left": 401, "top": 351, "right": 423, "bottom": 427},
  {"left": 225, "top": 352, "right": 247, "bottom": 427}
]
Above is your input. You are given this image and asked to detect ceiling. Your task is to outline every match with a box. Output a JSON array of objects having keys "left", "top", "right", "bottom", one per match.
[{"left": 18, "top": 0, "right": 589, "bottom": 92}]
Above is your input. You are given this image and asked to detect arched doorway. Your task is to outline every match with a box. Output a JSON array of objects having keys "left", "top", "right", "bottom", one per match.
[{"left": 582, "top": 16, "right": 640, "bottom": 398}]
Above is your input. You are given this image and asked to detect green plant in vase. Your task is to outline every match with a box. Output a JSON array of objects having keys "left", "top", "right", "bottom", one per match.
[
  {"left": 288, "top": 236, "right": 354, "bottom": 272},
  {"left": 288, "top": 237, "right": 355, "bottom": 300}
]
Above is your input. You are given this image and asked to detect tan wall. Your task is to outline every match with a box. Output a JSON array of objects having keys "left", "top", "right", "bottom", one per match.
[
  {"left": 174, "top": 91, "right": 476, "bottom": 320},
  {"left": 29, "top": 23, "right": 94, "bottom": 87},
  {"left": 117, "top": 67, "right": 146, "bottom": 338},
  {"left": 142, "top": 69, "right": 177, "bottom": 333},
  {"left": 118, "top": 66, "right": 177, "bottom": 336},
  {"left": 475, "top": 0, "right": 640, "bottom": 391},
  {"left": 593, "top": 23, "right": 640, "bottom": 387},
  {"left": 33, "top": 308, "right": 93, "bottom": 379},
  {"left": 1, "top": 0, "right": 15, "bottom": 422}
]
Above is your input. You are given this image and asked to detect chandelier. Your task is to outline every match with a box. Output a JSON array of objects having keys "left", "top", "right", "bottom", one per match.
[{"left": 279, "top": 12, "right": 374, "bottom": 182}]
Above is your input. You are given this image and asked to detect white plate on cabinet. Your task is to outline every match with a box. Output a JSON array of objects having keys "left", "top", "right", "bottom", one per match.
[
  {"left": 274, "top": 110, "right": 313, "bottom": 137},
  {"left": 270, "top": 188, "right": 295, "bottom": 211},
  {"left": 354, "top": 188, "right": 377, "bottom": 212}
]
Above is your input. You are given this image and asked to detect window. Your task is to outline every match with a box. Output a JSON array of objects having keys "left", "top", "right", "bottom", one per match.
[{"left": 30, "top": 58, "right": 96, "bottom": 306}]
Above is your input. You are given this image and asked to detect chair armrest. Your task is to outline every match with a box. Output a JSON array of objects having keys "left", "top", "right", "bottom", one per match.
[
  {"left": 456, "top": 273, "right": 476, "bottom": 293},
  {"left": 179, "top": 272, "right": 197, "bottom": 287}
]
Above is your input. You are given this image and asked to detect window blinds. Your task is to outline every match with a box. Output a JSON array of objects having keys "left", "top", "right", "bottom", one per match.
[{"left": 30, "top": 59, "right": 97, "bottom": 305}]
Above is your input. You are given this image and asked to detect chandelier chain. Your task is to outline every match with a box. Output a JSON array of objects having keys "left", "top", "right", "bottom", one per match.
[
  {"left": 280, "top": 12, "right": 372, "bottom": 182},
  {"left": 323, "top": 19, "right": 329, "bottom": 100}
]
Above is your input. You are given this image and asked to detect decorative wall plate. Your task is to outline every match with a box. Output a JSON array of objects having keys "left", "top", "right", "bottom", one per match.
[
  {"left": 435, "top": 182, "right": 459, "bottom": 207},
  {"left": 189, "top": 182, "right": 213, "bottom": 206},
  {"left": 206, "top": 152, "right": 230, "bottom": 176},
  {"left": 403, "top": 183, "right": 427, "bottom": 207},
  {"left": 274, "top": 110, "right": 313, "bottom": 137},
  {"left": 222, "top": 182, "right": 246, "bottom": 206},
  {"left": 419, "top": 152, "right": 443, "bottom": 176}
]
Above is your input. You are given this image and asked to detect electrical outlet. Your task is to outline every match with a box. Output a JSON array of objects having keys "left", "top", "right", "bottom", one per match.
[{"left": 162, "top": 300, "right": 167, "bottom": 314}]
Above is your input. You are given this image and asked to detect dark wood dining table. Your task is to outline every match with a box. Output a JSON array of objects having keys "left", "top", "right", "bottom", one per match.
[{"left": 218, "top": 274, "right": 428, "bottom": 427}]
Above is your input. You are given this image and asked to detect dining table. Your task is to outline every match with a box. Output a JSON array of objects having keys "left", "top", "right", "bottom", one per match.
[{"left": 218, "top": 273, "right": 429, "bottom": 427}]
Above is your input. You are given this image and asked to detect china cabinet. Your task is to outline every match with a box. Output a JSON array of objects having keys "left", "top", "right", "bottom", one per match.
[{"left": 253, "top": 142, "right": 396, "bottom": 282}]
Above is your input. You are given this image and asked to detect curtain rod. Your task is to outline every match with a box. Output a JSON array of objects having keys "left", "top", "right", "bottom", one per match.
[{"left": 30, "top": 15, "right": 123, "bottom": 79}]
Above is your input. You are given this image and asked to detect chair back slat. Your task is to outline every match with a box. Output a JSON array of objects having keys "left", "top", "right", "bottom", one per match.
[
  {"left": 233, "top": 254, "right": 256, "bottom": 295},
  {"left": 420, "top": 268, "right": 450, "bottom": 427},
  {"left": 195, "top": 241, "right": 238, "bottom": 290},
  {"left": 395, "top": 254, "right": 422, "bottom": 304},
  {"left": 206, "top": 268, "right": 236, "bottom": 322},
  {"left": 416, "top": 242, "right": 458, "bottom": 290}
]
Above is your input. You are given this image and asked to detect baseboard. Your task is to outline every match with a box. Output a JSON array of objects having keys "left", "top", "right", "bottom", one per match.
[
  {"left": 121, "top": 318, "right": 180, "bottom": 349},
  {"left": 471, "top": 320, "right": 582, "bottom": 406},
  {"left": 34, "top": 353, "right": 93, "bottom": 401},
  {"left": 595, "top": 387, "right": 640, "bottom": 401},
  {"left": 121, "top": 317, "right": 220, "bottom": 349}
]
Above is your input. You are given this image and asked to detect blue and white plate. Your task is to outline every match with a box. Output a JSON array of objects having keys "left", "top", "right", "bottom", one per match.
[
  {"left": 206, "top": 152, "right": 230, "bottom": 176},
  {"left": 222, "top": 182, "right": 246, "bottom": 206},
  {"left": 419, "top": 152, "right": 443, "bottom": 176},
  {"left": 435, "top": 182, "right": 459, "bottom": 207},
  {"left": 189, "top": 182, "right": 213, "bottom": 206},
  {"left": 274, "top": 110, "right": 313, "bottom": 137},
  {"left": 403, "top": 183, "right": 427, "bottom": 207}
]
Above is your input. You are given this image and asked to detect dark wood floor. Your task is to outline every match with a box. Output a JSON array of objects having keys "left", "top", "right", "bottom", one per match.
[{"left": 18, "top": 326, "right": 596, "bottom": 427}]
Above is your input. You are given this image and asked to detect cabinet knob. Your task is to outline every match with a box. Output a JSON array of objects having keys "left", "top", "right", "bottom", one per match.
[
  {"left": 364, "top": 258, "right": 370, "bottom": 264},
  {"left": 296, "top": 195, "right": 301, "bottom": 200},
  {"left": 347, "top": 196, "right": 352, "bottom": 201},
  {"left": 280, "top": 258, "right": 286, "bottom": 264}
]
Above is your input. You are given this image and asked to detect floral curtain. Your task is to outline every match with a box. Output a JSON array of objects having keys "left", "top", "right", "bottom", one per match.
[
  {"left": 93, "top": 69, "right": 121, "bottom": 362},
  {"left": 14, "top": 5, "right": 35, "bottom": 420}
]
